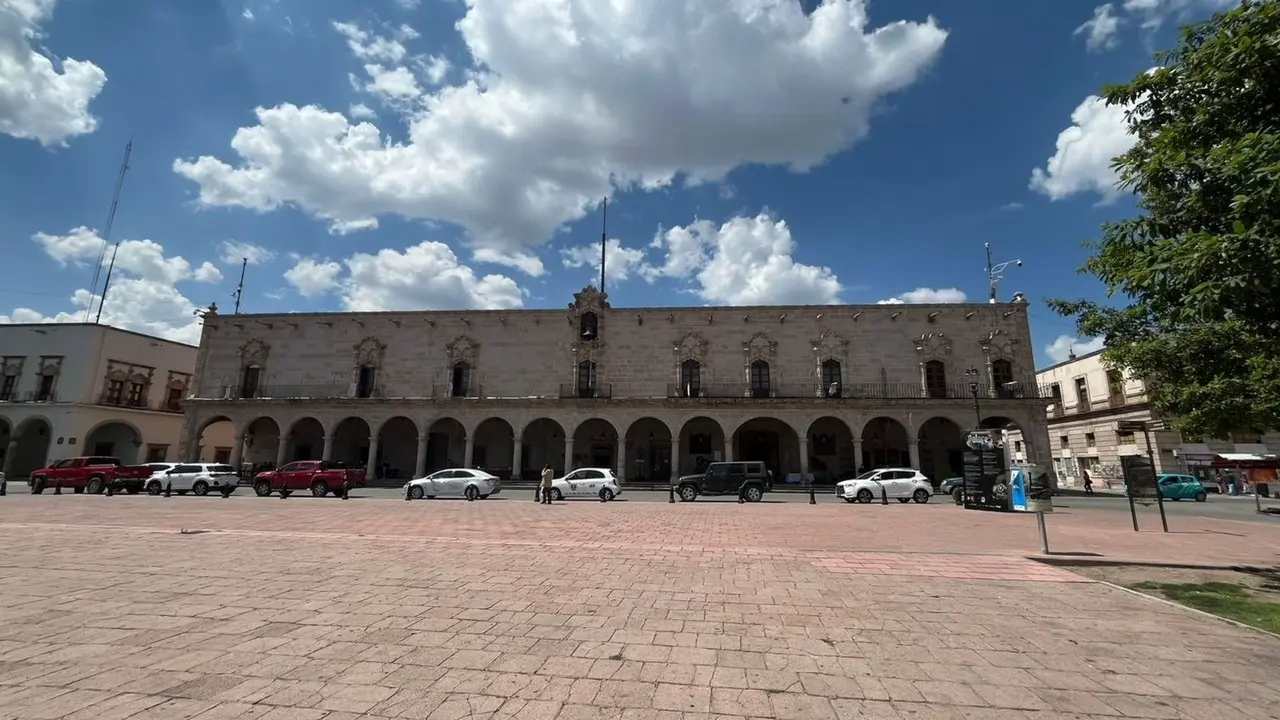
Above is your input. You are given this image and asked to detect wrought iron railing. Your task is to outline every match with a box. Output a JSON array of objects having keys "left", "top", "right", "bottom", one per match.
[
  {"left": 559, "top": 383, "right": 613, "bottom": 399},
  {"left": 430, "top": 383, "right": 487, "bottom": 399}
]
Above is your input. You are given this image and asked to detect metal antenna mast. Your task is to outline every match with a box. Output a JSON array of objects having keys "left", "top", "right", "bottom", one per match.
[
  {"left": 84, "top": 141, "right": 132, "bottom": 322},
  {"left": 232, "top": 257, "right": 248, "bottom": 314},
  {"left": 599, "top": 197, "right": 608, "bottom": 296},
  {"left": 92, "top": 141, "right": 134, "bottom": 324},
  {"left": 985, "top": 241, "right": 1022, "bottom": 304}
]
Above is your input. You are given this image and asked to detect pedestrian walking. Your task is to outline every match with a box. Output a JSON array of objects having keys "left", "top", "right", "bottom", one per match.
[
  {"left": 1082, "top": 468, "right": 1093, "bottom": 496},
  {"left": 540, "top": 464, "right": 554, "bottom": 504}
]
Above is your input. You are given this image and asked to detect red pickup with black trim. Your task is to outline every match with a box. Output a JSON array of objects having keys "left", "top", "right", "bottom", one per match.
[
  {"left": 28, "top": 456, "right": 153, "bottom": 494},
  {"left": 251, "top": 460, "right": 367, "bottom": 497}
]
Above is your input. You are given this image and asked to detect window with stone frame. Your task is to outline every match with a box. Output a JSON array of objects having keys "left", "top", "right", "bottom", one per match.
[
  {"left": 451, "top": 361, "right": 471, "bottom": 397},
  {"left": 126, "top": 381, "right": 146, "bottom": 407},
  {"left": 240, "top": 366, "right": 261, "bottom": 398},
  {"left": 821, "top": 359, "right": 842, "bottom": 397},
  {"left": 356, "top": 364, "right": 378, "bottom": 398},
  {"left": 1106, "top": 369, "right": 1125, "bottom": 397},
  {"left": 0, "top": 373, "right": 15, "bottom": 401},
  {"left": 105, "top": 379, "right": 125, "bottom": 405},
  {"left": 680, "top": 359, "right": 701, "bottom": 397},
  {"left": 749, "top": 359, "right": 771, "bottom": 398},
  {"left": 576, "top": 360, "right": 597, "bottom": 397},
  {"left": 37, "top": 373, "right": 56, "bottom": 401},
  {"left": 924, "top": 360, "right": 947, "bottom": 398},
  {"left": 991, "top": 358, "right": 1015, "bottom": 396},
  {"left": 579, "top": 311, "right": 599, "bottom": 340},
  {"left": 165, "top": 386, "right": 183, "bottom": 412}
]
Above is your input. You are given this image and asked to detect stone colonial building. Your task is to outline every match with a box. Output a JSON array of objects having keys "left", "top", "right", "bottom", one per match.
[{"left": 178, "top": 287, "right": 1051, "bottom": 485}]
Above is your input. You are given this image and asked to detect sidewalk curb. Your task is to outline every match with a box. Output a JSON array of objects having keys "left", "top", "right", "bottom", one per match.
[
  {"left": 1031, "top": 556, "right": 1275, "bottom": 573},
  {"left": 1090, "top": 577, "right": 1280, "bottom": 642}
]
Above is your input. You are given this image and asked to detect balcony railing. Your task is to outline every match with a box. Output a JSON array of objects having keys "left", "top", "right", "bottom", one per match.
[
  {"left": 430, "top": 383, "right": 487, "bottom": 399},
  {"left": 559, "top": 383, "right": 613, "bottom": 399},
  {"left": 0, "top": 390, "right": 59, "bottom": 403},
  {"left": 97, "top": 394, "right": 149, "bottom": 410},
  {"left": 219, "top": 383, "right": 394, "bottom": 400}
]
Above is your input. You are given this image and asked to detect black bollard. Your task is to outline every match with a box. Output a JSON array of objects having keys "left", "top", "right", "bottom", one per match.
[
  {"left": 105, "top": 482, "right": 114, "bottom": 497},
  {"left": 342, "top": 481, "right": 349, "bottom": 500},
  {"left": 221, "top": 485, "right": 233, "bottom": 498},
  {"left": 0, "top": 478, "right": 5, "bottom": 496},
  {"left": 809, "top": 482, "right": 816, "bottom": 505},
  {"left": 279, "top": 487, "right": 290, "bottom": 499},
  {"left": 737, "top": 487, "right": 745, "bottom": 504},
  {"left": 54, "top": 479, "right": 62, "bottom": 495},
  {"left": 405, "top": 486, "right": 412, "bottom": 501},
  {"left": 668, "top": 484, "right": 675, "bottom": 503},
  {"left": 164, "top": 480, "right": 172, "bottom": 497},
  {"left": 534, "top": 486, "right": 540, "bottom": 503},
  {"left": 880, "top": 484, "right": 888, "bottom": 505},
  {"left": 599, "top": 488, "right": 607, "bottom": 503}
]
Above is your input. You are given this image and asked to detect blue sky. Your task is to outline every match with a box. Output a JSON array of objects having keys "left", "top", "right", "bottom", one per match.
[{"left": 0, "top": 0, "right": 1235, "bottom": 366}]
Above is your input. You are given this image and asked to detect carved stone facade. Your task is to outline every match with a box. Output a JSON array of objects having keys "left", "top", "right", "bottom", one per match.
[{"left": 181, "top": 287, "right": 1052, "bottom": 486}]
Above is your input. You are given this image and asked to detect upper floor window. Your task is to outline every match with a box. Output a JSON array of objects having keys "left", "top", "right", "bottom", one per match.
[
  {"left": 240, "top": 366, "right": 261, "bottom": 399},
  {"left": 356, "top": 364, "right": 377, "bottom": 399},
  {"left": 0, "top": 374, "right": 15, "bottom": 401},
  {"left": 822, "top": 359, "right": 842, "bottom": 397},
  {"left": 105, "top": 379, "right": 125, "bottom": 405},
  {"left": 991, "top": 358, "right": 1014, "bottom": 396},
  {"left": 1106, "top": 369, "right": 1124, "bottom": 397},
  {"left": 579, "top": 311, "right": 599, "bottom": 340},
  {"left": 680, "top": 359, "right": 701, "bottom": 398},
  {"left": 126, "top": 381, "right": 146, "bottom": 407},
  {"left": 451, "top": 361, "right": 471, "bottom": 398},
  {"left": 749, "top": 359, "right": 770, "bottom": 398},
  {"left": 1050, "top": 383, "right": 1062, "bottom": 401},
  {"left": 1074, "top": 377, "right": 1089, "bottom": 408},
  {"left": 576, "top": 360, "right": 597, "bottom": 398},
  {"left": 165, "top": 386, "right": 183, "bottom": 412},
  {"left": 36, "top": 374, "right": 55, "bottom": 401},
  {"left": 924, "top": 360, "right": 947, "bottom": 399}
]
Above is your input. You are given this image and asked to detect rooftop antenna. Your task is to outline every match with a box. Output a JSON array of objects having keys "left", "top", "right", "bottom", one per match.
[
  {"left": 599, "top": 197, "right": 608, "bottom": 296},
  {"left": 86, "top": 141, "right": 133, "bottom": 323},
  {"left": 985, "top": 241, "right": 1022, "bottom": 304},
  {"left": 232, "top": 257, "right": 247, "bottom": 313}
]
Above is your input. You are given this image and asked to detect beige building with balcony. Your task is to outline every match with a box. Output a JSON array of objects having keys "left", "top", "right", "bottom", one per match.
[
  {"left": 0, "top": 323, "right": 234, "bottom": 478},
  {"left": 1035, "top": 348, "right": 1280, "bottom": 489},
  {"left": 179, "top": 287, "right": 1052, "bottom": 487}
]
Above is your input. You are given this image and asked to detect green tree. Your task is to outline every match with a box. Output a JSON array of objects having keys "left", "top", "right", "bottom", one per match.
[{"left": 1049, "top": 0, "right": 1280, "bottom": 439}]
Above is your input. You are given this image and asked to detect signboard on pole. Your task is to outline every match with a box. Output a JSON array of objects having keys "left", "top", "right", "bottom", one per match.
[
  {"left": 1010, "top": 464, "right": 1054, "bottom": 513},
  {"left": 1121, "top": 455, "right": 1159, "bottom": 499},
  {"left": 962, "top": 430, "right": 1009, "bottom": 512}
]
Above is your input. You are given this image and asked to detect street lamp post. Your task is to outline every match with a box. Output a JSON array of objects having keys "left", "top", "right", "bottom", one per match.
[{"left": 964, "top": 367, "right": 982, "bottom": 426}]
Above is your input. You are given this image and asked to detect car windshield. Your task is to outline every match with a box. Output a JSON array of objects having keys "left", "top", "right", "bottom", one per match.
[{"left": 854, "top": 470, "right": 879, "bottom": 480}]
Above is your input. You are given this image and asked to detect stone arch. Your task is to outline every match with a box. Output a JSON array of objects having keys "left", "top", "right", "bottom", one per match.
[
  {"left": 732, "top": 417, "right": 802, "bottom": 481},
  {"left": 677, "top": 416, "right": 726, "bottom": 475},
  {"left": 84, "top": 420, "right": 144, "bottom": 465},
  {"left": 329, "top": 417, "right": 372, "bottom": 468},
  {"left": 6, "top": 416, "right": 52, "bottom": 478},
  {"left": 805, "top": 416, "right": 856, "bottom": 484},
  {"left": 472, "top": 417, "right": 515, "bottom": 479},
  {"left": 191, "top": 415, "right": 236, "bottom": 463},
  {"left": 375, "top": 416, "right": 418, "bottom": 481},
  {"left": 283, "top": 417, "right": 325, "bottom": 462},
  {"left": 572, "top": 418, "right": 619, "bottom": 472},
  {"left": 424, "top": 417, "right": 466, "bottom": 472},
  {"left": 521, "top": 417, "right": 567, "bottom": 477},
  {"left": 242, "top": 416, "right": 282, "bottom": 468},
  {"left": 624, "top": 416, "right": 673, "bottom": 485},
  {"left": 918, "top": 416, "right": 964, "bottom": 483},
  {"left": 860, "top": 416, "right": 910, "bottom": 470}
]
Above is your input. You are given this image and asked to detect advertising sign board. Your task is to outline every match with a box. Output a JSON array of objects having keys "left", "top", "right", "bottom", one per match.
[
  {"left": 1010, "top": 464, "right": 1054, "bottom": 513},
  {"left": 962, "top": 430, "right": 1009, "bottom": 512},
  {"left": 1121, "top": 455, "right": 1159, "bottom": 499}
]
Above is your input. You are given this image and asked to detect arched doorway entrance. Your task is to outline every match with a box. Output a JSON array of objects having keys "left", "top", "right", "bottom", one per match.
[
  {"left": 243, "top": 417, "right": 282, "bottom": 469},
  {"left": 283, "top": 417, "right": 324, "bottom": 462},
  {"left": 624, "top": 417, "right": 672, "bottom": 486},
  {"left": 4, "top": 417, "right": 52, "bottom": 478},
  {"left": 85, "top": 421, "right": 143, "bottom": 465},
  {"left": 376, "top": 416, "right": 418, "bottom": 481},
  {"left": 194, "top": 416, "right": 236, "bottom": 463},
  {"left": 521, "top": 418, "right": 566, "bottom": 478},
  {"left": 330, "top": 417, "right": 372, "bottom": 469},
  {"left": 0, "top": 417, "right": 13, "bottom": 474},
  {"left": 572, "top": 418, "right": 619, "bottom": 472},
  {"left": 918, "top": 417, "right": 964, "bottom": 485},
  {"left": 806, "top": 416, "right": 855, "bottom": 485},
  {"left": 473, "top": 418, "right": 515, "bottom": 480},
  {"left": 733, "top": 417, "right": 801, "bottom": 482},
  {"left": 425, "top": 418, "right": 465, "bottom": 472},
  {"left": 676, "top": 416, "right": 725, "bottom": 476},
  {"left": 861, "top": 417, "right": 909, "bottom": 470}
]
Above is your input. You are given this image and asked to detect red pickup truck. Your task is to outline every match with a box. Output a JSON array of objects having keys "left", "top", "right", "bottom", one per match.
[
  {"left": 29, "top": 456, "right": 153, "bottom": 495},
  {"left": 252, "top": 461, "right": 367, "bottom": 497}
]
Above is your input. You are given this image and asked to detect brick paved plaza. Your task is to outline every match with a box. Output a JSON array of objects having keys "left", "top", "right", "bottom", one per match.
[{"left": 1, "top": 495, "right": 1278, "bottom": 719}]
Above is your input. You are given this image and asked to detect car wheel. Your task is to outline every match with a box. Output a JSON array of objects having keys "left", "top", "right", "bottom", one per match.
[
  {"left": 465, "top": 485, "right": 480, "bottom": 501},
  {"left": 85, "top": 477, "right": 105, "bottom": 495},
  {"left": 30, "top": 477, "right": 45, "bottom": 495},
  {"left": 408, "top": 485, "right": 425, "bottom": 500},
  {"left": 913, "top": 489, "right": 930, "bottom": 504},
  {"left": 551, "top": 488, "right": 564, "bottom": 502},
  {"left": 744, "top": 486, "right": 763, "bottom": 503},
  {"left": 1195, "top": 491, "right": 1207, "bottom": 502},
  {"left": 601, "top": 488, "right": 615, "bottom": 502},
  {"left": 192, "top": 480, "right": 209, "bottom": 496},
  {"left": 146, "top": 481, "right": 162, "bottom": 496},
  {"left": 678, "top": 485, "right": 698, "bottom": 502},
  {"left": 253, "top": 481, "right": 272, "bottom": 497},
  {"left": 856, "top": 489, "right": 873, "bottom": 503},
  {"left": 897, "top": 498, "right": 910, "bottom": 504},
  {"left": 310, "top": 481, "right": 328, "bottom": 498},
  {"left": 951, "top": 487, "right": 964, "bottom": 504}
]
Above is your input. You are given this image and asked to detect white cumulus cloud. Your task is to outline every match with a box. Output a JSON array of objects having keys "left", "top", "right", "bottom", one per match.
[
  {"left": 1045, "top": 334, "right": 1106, "bottom": 363},
  {"left": 0, "top": 0, "right": 108, "bottom": 146},
  {"left": 1075, "top": 4, "right": 1122, "bottom": 51},
  {"left": 283, "top": 257, "right": 342, "bottom": 298},
  {"left": 174, "top": 0, "right": 948, "bottom": 258},
  {"left": 877, "top": 288, "right": 968, "bottom": 304},
  {"left": 220, "top": 239, "right": 275, "bottom": 266},
  {"left": 561, "top": 238, "right": 647, "bottom": 283},
  {"left": 1029, "top": 94, "right": 1136, "bottom": 202}
]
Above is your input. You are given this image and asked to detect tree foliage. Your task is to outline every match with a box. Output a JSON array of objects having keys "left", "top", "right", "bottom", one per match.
[{"left": 1048, "top": 0, "right": 1280, "bottom": 439}]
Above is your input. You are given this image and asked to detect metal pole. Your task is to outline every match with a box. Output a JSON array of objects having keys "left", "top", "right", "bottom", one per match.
[
  {"left": 1036, "top": 511, "right": 1050, "bottom": 554},
  {"left": 986, "top": 242, "right": 995, "bottom": 303},
  {"left": 1144, "top": 427, "right": 1168, "bottom": 533},
  {"left": 1125, "top": 472, "right": 1140, "bottom": 532}
]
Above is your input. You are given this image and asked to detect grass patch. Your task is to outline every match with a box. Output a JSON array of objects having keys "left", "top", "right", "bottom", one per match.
[{"left": 1131, "top": 581, "right": 1280, "bottom": 634}]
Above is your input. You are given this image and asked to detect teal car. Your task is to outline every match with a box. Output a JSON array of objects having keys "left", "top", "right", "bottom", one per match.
[{"left": 1157, "top": 474, "right": 1208, "bottom": 502}]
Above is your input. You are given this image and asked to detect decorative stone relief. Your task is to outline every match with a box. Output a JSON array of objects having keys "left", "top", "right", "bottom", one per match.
[
  {"left": 741, "top": 332, "right": 777, "bottom": 362},
  {"left": 980, "top": 328, "right": 1018, "bottom": 358},
  {"left": 811, "top": 330, "right": 849, "bottom": 363},
  {"left": 353, "top": 336, "right": 387, "bottom": 367},
  {"left": 446, "top": 335, "right": 479, "bottom": 365},
  {"left": 673, "top": 331, "right": 710, "bottom": 362},
  {"left": 570, "top": 284, "right": 610, "bottom": 312},
  {"left": 1, "top": 356, "right": 24, "bottom": 376},
  {"left": 914, "top": 332, "right": 952, "bottom": 361},
  {"left": 37, "top": 356, "right": 62, "bottom": 376},
  {"left": 238, "top": 339, "right": 270, "bottom": 367}
]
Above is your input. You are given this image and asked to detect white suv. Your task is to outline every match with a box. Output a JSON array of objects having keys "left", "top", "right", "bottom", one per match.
[
  {"left": 836, "top": 468, "right": 933, "bottom": 504},
  {"left": 145, "top": 463, "right": 240, "bottom": 496}
]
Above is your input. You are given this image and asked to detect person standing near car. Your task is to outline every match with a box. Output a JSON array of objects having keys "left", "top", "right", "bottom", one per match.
[{"left": 540, "top": 464, "right": 554, "bottom": 504}]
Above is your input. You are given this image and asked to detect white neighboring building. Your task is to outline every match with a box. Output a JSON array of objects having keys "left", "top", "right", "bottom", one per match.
[{"left": 0, "top": 323, "right": 235, "bottom": 478}]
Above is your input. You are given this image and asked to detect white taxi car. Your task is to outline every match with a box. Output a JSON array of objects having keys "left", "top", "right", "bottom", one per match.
[
  {"left": 144, "top": 462, "right": 240, "bottom": 496},
  {"left": 837, "top": 468, "right": 932, "bottom": 504},
  {"left": 550, "top": 468, "right": 621, "bottom": 501},
  {"left": 404, "top": 468, "right": 501, "bottom": 500}
]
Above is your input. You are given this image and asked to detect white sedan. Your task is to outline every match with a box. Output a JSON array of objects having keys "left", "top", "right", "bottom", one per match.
[
  {"left": 404, "top": 468, "right": 501, "bottom": 500},
  {"left": 144, "top": 462, "right": 240, "bottom": 495},
  {"left": 837, "top": 468, "right": 932, "bottom": 504},
  {"left": 550, "top": 468, "right": 621, "bottom": 502}
]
